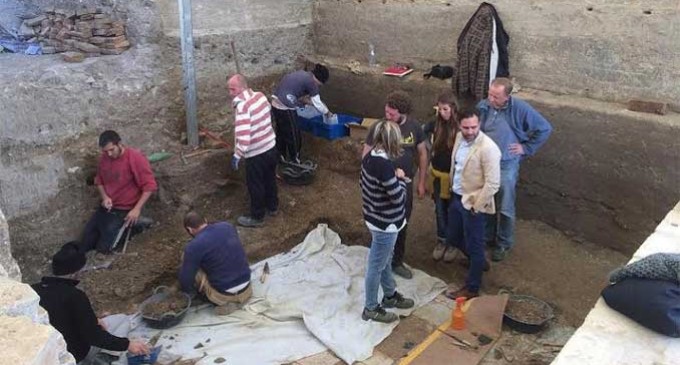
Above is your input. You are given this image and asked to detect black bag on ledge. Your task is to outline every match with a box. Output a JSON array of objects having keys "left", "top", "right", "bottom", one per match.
[{"left": 423, "top": 65, "right": 454, "bottom": 80}]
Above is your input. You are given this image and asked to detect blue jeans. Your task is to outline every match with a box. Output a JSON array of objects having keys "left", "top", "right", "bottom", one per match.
[
  {"left": 432, "top": 178, "right": 450, "bottom": 243},
  {"left": 365, "top": 229, "right": 398, "bottom": 310},
  {"left": 447, "top": 195, "right": 486, "bottom": 292},
  {"left": 485, "top": 159, "right": 519, "bottom": 250}
]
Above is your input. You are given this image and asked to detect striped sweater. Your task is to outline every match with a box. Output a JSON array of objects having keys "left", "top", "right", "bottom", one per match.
[
  {"left": 233, "top": 89, "right": 276, "bottom": 158},
  {"left": 361, "top": 150, "right": 407, "bottom": 232}
]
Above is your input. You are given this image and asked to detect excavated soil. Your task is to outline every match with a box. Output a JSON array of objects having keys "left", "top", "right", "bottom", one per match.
[
  {"left": 142, "top": 293, "right": 190, "bottom": 318},
  {"left": 505, "top": 297, "right": 551, "bottom": 325},
  {"left": 77, "top": 132, "right": 628, "bottom": 334}
]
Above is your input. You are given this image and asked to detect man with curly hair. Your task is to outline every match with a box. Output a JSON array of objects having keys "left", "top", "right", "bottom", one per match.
[{"left": 363, "top": 91, "right": 428, "bottom": 279}]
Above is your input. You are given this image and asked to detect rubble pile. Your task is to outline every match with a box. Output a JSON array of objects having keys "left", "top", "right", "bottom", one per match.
[{"left": 18, "top": 6, "right": 129, "bottom": 58}]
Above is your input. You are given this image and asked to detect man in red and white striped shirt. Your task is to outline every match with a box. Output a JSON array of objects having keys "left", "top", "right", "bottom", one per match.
[{"left": 228, "top": 74, "right": 279, "bottom": 228}]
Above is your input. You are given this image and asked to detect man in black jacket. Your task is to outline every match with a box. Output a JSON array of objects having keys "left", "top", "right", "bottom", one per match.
[{"left": 32, "top": 242, "right": 149, "bottom": 363}]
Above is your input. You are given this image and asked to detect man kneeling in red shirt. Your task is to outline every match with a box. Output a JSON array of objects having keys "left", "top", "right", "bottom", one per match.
[{"left": 80, "top": 130, "right": 158, "bottom": 253}]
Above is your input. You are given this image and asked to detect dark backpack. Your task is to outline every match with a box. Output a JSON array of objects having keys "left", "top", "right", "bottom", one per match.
[{"left": 423, "top": 65, "right": 454, "bottom": 80}]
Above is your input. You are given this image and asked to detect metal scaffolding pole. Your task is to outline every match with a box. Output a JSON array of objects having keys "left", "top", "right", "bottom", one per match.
[{"left": 178, "top": 0, "right": 198, "bottom": 146}]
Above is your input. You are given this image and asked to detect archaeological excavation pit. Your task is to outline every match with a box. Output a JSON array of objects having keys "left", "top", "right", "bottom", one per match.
[{"left": 1, "top": 1, "right": 679, "bottom": 364}]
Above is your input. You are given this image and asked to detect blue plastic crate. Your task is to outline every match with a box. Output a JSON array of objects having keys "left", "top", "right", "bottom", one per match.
[
  {"left": 296, "top": 114, "right": 317, "bottom": 133},
  {"left": 296, "top": 114, "right": 362, "bottom": 140},
  {"left": 312, "top": 114, "right": 363, "bottom": 140}
]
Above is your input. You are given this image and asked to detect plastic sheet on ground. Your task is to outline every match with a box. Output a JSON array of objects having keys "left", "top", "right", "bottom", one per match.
[
  {"left": 551, "top": 201, "right": 680, "bottom": 365},
  {"left": 112, "top": 224, "right": 446, "bottom": 364}
]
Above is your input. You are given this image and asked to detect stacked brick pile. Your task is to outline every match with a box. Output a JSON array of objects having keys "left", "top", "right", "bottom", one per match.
[{"left": 20, "top": 6, "right": 130, "bottom": 59}]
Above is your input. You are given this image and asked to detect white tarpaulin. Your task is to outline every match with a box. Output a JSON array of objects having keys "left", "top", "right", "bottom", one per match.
[
  {"left": 551, "top": 201, "right": 680, "bottom": 365},
  {"left": 114, "top": 224, "right": 446, "bottom": 364}
]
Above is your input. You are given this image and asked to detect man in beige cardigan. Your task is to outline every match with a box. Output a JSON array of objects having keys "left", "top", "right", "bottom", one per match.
[{"left": 445, "top": 106, "right": 501, "bottom": 299}]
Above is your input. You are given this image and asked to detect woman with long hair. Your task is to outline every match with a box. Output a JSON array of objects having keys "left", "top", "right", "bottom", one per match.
[
  {"left": 425, "top": 91, "right": 460, "bottom": 262},
  {"left": 360, "top": 120, "right": 415, "bottom": 323}
]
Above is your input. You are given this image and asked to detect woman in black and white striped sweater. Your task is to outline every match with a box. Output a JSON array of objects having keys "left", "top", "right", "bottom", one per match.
[{"left": 361, "top": 120, "right": 415, "bottom": 323}]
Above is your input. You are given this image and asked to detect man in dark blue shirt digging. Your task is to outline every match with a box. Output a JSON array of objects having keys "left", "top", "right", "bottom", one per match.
[{"left": 179, "top": 211, "right": 252, "bottom": 315}]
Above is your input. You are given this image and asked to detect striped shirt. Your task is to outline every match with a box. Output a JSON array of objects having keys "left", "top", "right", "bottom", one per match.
[
  {"left": 361, "top": 150, "right": 407, "bottom": 232},
  {"left": 233, "top": 89, "right": 276, "bottom": 158}
]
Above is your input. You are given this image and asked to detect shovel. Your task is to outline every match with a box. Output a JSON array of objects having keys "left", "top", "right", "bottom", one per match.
[{"left": 110, "top": 222, "right": 131, "bottom": 252}]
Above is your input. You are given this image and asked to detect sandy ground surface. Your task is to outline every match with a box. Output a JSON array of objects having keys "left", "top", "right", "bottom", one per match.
[{"left": 76, "top": 134, "right": 630, "bottom": 364}]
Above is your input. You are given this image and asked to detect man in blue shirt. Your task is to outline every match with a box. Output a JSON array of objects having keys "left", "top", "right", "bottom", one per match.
[
  {"left": 180, "top": 211, "right": 252, "bottom": 315},
  {"left": 477, "top": 78, "right": 552, "bottom": 262}
]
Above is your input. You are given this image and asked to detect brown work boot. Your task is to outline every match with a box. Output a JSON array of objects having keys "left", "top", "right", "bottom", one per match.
[
  {"left": 442, "top": 247, "right": 459, "bottom": 263},
  {"left": 444, "top": 286, "right": 479, "bottom": 300},
  {"left": 432, "top": 241, "right": 446, "bottom": 261},
  {"left": 214, "top": 302, "right": 242, "bottom": 316}
]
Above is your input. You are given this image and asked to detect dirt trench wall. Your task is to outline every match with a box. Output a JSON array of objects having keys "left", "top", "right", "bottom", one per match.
[
  {"left": 313, "top": 0, "right": 680, "bottom": 109},
  {"left": 320, "top": 66, "right": 680, "bottom": 254},
  {"left": 4, "top": 0, "right": 313, "bottom": 281}
]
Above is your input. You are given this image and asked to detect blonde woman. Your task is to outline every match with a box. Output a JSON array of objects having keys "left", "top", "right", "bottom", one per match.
[{"left": 360, "top": 120, "right": 415, "bottom": 323}]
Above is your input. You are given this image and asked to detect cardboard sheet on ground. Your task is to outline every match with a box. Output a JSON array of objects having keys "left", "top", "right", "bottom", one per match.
[
  {"left": 400, "top": 294, "right": 508, "bottom": 365},
  {"left": 113, "top": 224, "right": 446, "bottom": 364}
]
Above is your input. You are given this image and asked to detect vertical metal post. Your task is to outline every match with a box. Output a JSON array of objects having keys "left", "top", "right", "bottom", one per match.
[{"left": 178, "top": 0, "right": 198, "bottom": 146}]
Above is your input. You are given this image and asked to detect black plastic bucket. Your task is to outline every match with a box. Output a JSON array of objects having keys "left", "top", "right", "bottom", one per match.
[{"left": 503, "top": 294, "right": 554, "bottom": 334}]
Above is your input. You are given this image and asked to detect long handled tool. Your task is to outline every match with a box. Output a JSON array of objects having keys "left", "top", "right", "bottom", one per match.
[
  {"left": 110, "top": 222, "right": 129, "bottom": 251},
  {"left": 121, "top": 225, "right": 133, "bottom": 254}
]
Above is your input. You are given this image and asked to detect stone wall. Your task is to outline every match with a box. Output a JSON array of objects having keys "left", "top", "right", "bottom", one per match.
[
  {"left": 156, "top": 0, "right": 314, "bottom": 124},
  {"left": 313, "top": 0, "right": 680, "bottom": 109}
]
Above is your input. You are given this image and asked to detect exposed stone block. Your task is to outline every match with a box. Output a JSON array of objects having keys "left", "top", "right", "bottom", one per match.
[
  {"left": 76, "top": 6, "right": 96, "bottom": 17},
  {"left": 89, "top": 37, "right": 106, "bottom": 45},
  {"left": 101, "top": 40, "right": 129, "bottom": 49},
  {"left": 73, "top": 41, "right": 100, "bottom": 53},
  {"left": 100, "top": 48, "right": 126, "bottom": 55},
  {"left": 103, "top": 35, "right": 126, "bottom": 44},
  {"left": 0, "top": 315, "right": 76, "bottom": 365},
  {"left": 25, "top": 15, "right": 47, "bottom": 27},
  {"left": 55, "top": 28, "right": 68, "bottom": 41},
  {"left": 18, "top": 22, "right": 35, "bottom": 39},
  {"left": 66, "top": 31, "right": 86, "bottom": 39},
  {"left": 61, "top": 52, "right": 85, "bottom": 63},
  {"left": 627, "top": 99, "right": 668, "bottom": 115},
  {"left": 105, "top": 28, "right": 125, "bottom": 37},
  {"left": 0, "top": 277, "right": 45, "bottom": 323}
]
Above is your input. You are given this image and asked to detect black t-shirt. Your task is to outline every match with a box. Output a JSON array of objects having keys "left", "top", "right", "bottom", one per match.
[
  {"left": 366, "top": 116, "right": 425, "bottom": 178},
  {"left": 424, "top": 121, "right": 453, "bottom": 172}
]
